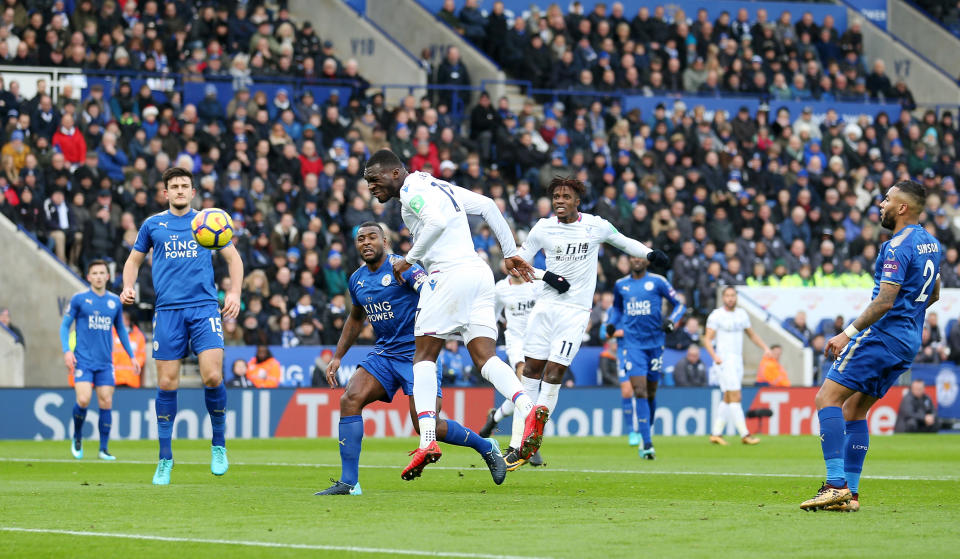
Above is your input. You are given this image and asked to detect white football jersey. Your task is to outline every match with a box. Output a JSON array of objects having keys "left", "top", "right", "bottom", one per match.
[
  {"left": 494, "top": 277, "right": 540, "bottom": 339},
  {"left": 399, "top": 171, "right": 517, "bottom": 273},
  {"left": 705, "top": 307, "right": 751, "bottom": 358},
  {"left": 518, "top": 213, "right": 620, "bottom": 310}
]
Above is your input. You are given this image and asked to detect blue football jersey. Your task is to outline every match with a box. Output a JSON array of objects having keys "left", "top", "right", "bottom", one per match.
[
  {"left": 63, "top": 289, "right": 126, "bottom": 368},
  {"left": 871, "top": 224, "right": 941, "bottom": 360},
  {"left": 133, "top": 210, "right": 222, "bottom": 309},
  {"left": 607, "top": 273, "right": 685, "bottom": 350},
  {"left": 348, "top": 255, "right": 426, "bottom": 359}
]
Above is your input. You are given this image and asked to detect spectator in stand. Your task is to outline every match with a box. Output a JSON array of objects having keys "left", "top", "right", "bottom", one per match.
[
  {"left": 113, "top": 310, "right": 147, "bottom": 388},
  {"left": 0, "top": 307, "right": 24, "bottom": 346},
  {"left": 246, "top": 345, "right": 282, "bottom": 388},
  {"left": 435, "top": 46, "right": 471, "bottom": 113},
  {"left": 784, "top": 310, "right": 813, "bottom": 345},
  {"left": 756, "top": 345, "right": 790, "bottom": 387},
  {"left": 52, "top": 113, "right": 86, "bottom": 167},
  {"left": 895, "top": 379, "right": 939, "bottom": 433},
  {"left": 674, "top": 345, "right": 707, "bottom": 387}
]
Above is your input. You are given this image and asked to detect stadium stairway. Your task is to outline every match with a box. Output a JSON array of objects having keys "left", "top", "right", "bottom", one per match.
[
  {"left": 732, "top": 288, "right": 815, "bottom": 386},
  {"left": 0, "top": 214, "right": 85, "bottom": 386},
  {"left": 838, "top": 0, "right": 960, "bottom": 104},
  {"left": 886, "top": 0, "right": 960, "bottom": 85},
  {"left": 363, "top": 0, "right": 524, "bottom": 112},
  {"left": 289, "top": 0, "right": 428, "bottom": 106},
  {"left": 0, "top": 320, "right": 24, "bottom": 387}
]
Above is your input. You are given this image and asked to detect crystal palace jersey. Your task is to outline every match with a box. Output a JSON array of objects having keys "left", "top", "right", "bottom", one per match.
[
  {"left": 518, "top": 213, "right": 621, "bottom": 310},
  {"left": 494, "top": 277, "right": 540, "bottom": 340},
  {"left": 133, "top": 209, "right": 222, "bottom": 310}
]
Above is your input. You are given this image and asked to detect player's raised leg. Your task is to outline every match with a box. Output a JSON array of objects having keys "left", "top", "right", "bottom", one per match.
[
  {"left": 95, "top": 382, "right": 116, "bottom": 460},
  {"left": 71, "top": 381, "right": 92, "bottom": 459},
  {"left": 197, "top": 346, "right": 228, "bottom": 476}
]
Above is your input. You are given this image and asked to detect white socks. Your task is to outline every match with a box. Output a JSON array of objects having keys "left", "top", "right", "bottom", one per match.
[
  {"left": 412, "top": 361, "right": 438, "bottom": 448},
  {"left": 712, "top": 401, "right": 729, "bottom": 437},
  {"left": 730, "top": 402, "right": 750, "bottom": 438},
  {"left": 482, "top": 357, "right": 534, "bottom": 416},
  {"left": 536, "top": 381, "right": 561, "bottom": 413},
  {"left": 494, "top": 398, "right": 515, "bottom": 422},
  {"left": 509, "top": 375, "right": 543, "bottom": 449}
]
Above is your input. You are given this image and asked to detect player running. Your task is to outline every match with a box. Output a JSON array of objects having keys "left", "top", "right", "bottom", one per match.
[
  {"left": 605, "top": 256, "right": 685, "bottom": 459},
  {"left": 363, "top": 149, "right": 566, "bottom": 479},
  {"left": 504, "top": 177, "right": 669, "bottom": 468},
  {"left": 801, "top": 180, "right": 940, "bottom": 512},
  {"left": 121, "top": 167, "right": 244, "bottom": 485},
  {"left": 61, "top": 259, "right": 139, "bottom": 460},
  {"left": 478, "top": 273, "right": 545, "bottom": 466},
  {"left": 703, "top": 286, "right": 770, "bottom": 446},
  {"left": 316, "top": 223, "right": 507, "bottom": 494}
]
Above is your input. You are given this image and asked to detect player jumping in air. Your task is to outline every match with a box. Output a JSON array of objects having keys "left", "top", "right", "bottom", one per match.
[
  {"left": 605, "top": 256, "right": 685, "bottom": 459},
  {"left": 504, "top": 177, "right": 669, "bottom": 469},
  {"left": 363, "top": 149, "right": 567, "bottom": 479},
  {"left": 801, "top": 180, "right": 940, "bottom": 512},
  {"left": 121, "top": 167, "right": 244, "bottom": 485},
  {"left": 703, "top": 286, "right": 770, "bottom": 446},
  {"left": 61, "top": 259, "right": 139, "bottom": 460},
  {"left": 478, "top": 272, "right": 545, "bottom": 466},
  {"left": 316, "top": 223, "right": 507, "bottom": 495}
]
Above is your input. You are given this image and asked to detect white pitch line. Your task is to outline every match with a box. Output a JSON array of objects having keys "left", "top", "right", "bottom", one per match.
[
  {"left": 0, "top": 527, "right": 548, "bottom": 559},
  {"left": 1, "top": 456, "right": 957, "bottom": 481}
]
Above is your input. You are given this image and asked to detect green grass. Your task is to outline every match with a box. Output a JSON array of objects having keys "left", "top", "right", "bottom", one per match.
[{"left": 1, "top": 435, "right": 958, "bottom": 558}]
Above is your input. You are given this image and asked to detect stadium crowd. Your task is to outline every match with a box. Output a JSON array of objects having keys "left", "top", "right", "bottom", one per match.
[{"left": 0, "top": 0, "right": 957, "bottom": 387}]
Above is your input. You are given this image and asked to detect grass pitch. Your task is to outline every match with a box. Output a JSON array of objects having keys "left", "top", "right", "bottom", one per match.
[{"left": 1, "top": 435, "right": 958, "bottom": 558}]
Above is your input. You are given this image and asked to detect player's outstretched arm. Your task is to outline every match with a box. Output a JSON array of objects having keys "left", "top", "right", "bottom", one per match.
[
  {"left": 220, "top": 243, "right": 244, "bottom": 320},
  {"left": 60, "top": 309, "right": 75, "bottom": 370},
  {"left": 113, "top": 314, "right": 139, "bottom": 376},
  {"left": 120, "top": 249, "right": 145, "bottom": 305},
  {"left": 703, "top": 327, "right": 720, "bottom": 365},
  {"left": 744, "top": 326, "right": 772, "bottom": 358},
  {"left": 457, "top": 186, "right": 519, "bottom": 257},
  {"left": 605, "top": 228, "right": 668, "bottom": 266},
  {"left": 824, "top": 282, "right": 900, "bottom": 360},
  {"left": 326, "top": 305, "right": 367, "bottom": 387}
]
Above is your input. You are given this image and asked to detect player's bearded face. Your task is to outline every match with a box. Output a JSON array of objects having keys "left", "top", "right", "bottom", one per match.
[
  {"left": 356, "top": 229, "right": 384, "bottom": 263},
  {"left": 630, "top": 256, "right": 647, "bottom": 273}
]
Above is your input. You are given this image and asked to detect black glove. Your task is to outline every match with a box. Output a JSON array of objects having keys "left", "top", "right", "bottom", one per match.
[
  {"left": 647, "top": 249, "right": 670, "bottom": 268},
  {"left": 662, "top": 319, "right": 676, "bottom": 333},
  {"left": 542, "top": 271, "right": 571, "bottom": 294},
  {"left": 606, "top": 324, "right": 617, "bottom": 338}
]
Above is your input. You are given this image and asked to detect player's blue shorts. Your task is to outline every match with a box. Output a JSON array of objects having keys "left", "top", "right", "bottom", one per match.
[
  {"left": 152, "top": 303, "right": 224, "bottom": 361},
  {"left": 358, "top": 353, "right": 443, "bottom": 403},
  {"left": 618, "top": 346, "right": 664, "bottom": 382},
  {"left": 826, "top": 330, "right": 912, "bottom": 399},
  {"left": 74, "top": 364, "right": 115, "bottom": 386}
]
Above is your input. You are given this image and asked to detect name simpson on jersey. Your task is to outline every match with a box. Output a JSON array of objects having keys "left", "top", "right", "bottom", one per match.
[{"left": 917, "top": 243, "right": 940, "bottom": 255}]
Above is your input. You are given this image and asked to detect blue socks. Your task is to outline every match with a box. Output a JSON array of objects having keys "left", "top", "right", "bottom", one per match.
[
  {"left": 621, "top": 397, "right": 635, "bottom": 434},
  {"left": 98, "top": 409, "right": 111, "bottom": 452},
  {"left": 818, "top": 406, "right": 845, "bottom": 486},
  {"left": 156, "top": 389, "right": 178, "bottom": 460},
  {"left": 338, "top": 415, "right": 364, "bottom": 486},
  {"left": 636, "top": 397, "right": 652, "bottom": 448},
  {"left": 442, "top": 419, "right": 493, "bottom": 455},
  {"left": 204, "top": 383, "right": 227, "bottom": 447},
  {"left": 844, "top": 419, "right": 869, "bottom": 495},
  {"left": 72, "top": 403, "right": 87, "bottom": 442}
]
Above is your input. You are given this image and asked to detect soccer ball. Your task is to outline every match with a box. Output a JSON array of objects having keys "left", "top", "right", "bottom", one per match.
[{"left": 191, "top": 208, "right": 234, "bottom": 250}]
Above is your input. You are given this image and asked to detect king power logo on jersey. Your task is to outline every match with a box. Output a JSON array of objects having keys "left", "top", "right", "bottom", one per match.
[
  {"left": 163, "top": 236, "right": 200, "bottom": 259},
  {"left": 86, "top": 314, "right": 112, "bottom": 331}
]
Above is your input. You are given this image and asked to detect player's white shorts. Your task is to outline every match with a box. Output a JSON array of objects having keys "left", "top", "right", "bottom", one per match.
[
  {"left": 415, "top": 261, "right": 497, "bottom": 343},
  {"left": 523, "top": 303, "right": 590, "bottom": 367},
  {"left": 716, "top": 357, "right": 744, "bottom": 392},
  {"left": 504, "top": 331, "right": 525, "bottom": 368}
]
